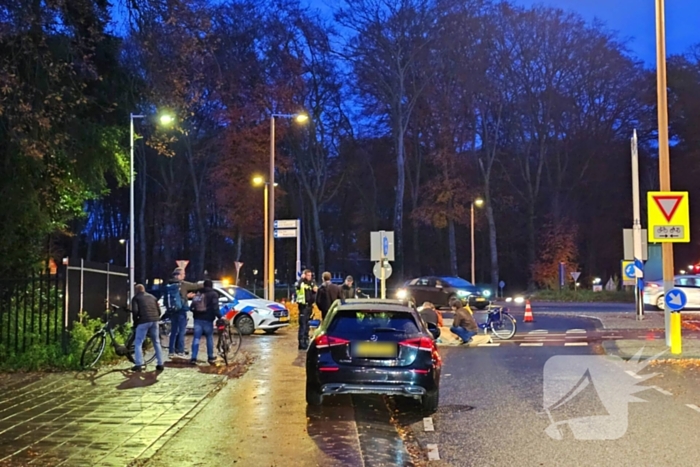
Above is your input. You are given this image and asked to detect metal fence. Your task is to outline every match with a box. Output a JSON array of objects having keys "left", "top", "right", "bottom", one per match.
[
  {"left": 0, "top": 260, "right": 130, "bottom": 357},
  {"left": 0, "top": 270, "right": 66, "bottom": 356}
]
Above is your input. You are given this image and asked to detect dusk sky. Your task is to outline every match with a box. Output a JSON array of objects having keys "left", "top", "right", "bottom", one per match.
[{"left": 307, "top": 0, "right": 700, "bottom": 65}]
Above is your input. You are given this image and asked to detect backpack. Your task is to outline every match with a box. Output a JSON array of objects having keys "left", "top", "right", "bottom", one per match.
[
  {"left": 163, "top": 282, "right": 183, "bottom": 312},
  {"left": 191, "top": 292, "right": 207, "bottom": 313}
]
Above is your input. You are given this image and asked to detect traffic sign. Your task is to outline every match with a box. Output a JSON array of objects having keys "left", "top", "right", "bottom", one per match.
[
  {"left": 274, "top": 229, "right": 297, "bottom": 238},
  {"left": 647, "top": 191, "right": 690, "bottom": 243},
  {"left": 665, "top": 288, "right": 687, "bottom": 312},
  {"left": 176, "top": 260, "right": 189, "bottom": 270},
  {"left": 499, "top": 280, "right": 505, "bottom": 289},
  {"left": 570, "top": 271, "right": 581, "bottom": 282},
  {"left": 621, "top": 260, "right": 635, "bottom": 286},
  {"left": 370, "top": 231, "right": 395, "bottom": 261},
  {"left": 373, "top": 261, "right": 392, "bottom": 279},
  {"left": 274, "top": 219, "right": 297, "bottom": 229},
  {"left": 382, "top": 235, "right": 389, "bottom": 257}
]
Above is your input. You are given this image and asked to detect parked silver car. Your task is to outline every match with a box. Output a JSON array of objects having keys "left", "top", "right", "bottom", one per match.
[{"left": 643, "top": 275, "right": 700, "bottom": 310}]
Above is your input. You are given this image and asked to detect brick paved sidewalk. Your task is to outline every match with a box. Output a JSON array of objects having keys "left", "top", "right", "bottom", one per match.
[{"left": 0, "top": 353, "right": 246, "bottom": 467}]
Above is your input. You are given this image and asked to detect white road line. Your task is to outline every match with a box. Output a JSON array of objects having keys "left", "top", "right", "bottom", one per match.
[
  {"left": 477, "top": 343, "right": 501, "bottom": 347},
  {"left": 520, "top": 343, "right": 544, "bottom": 346},
  {"left": 427, "top": 444, "right": 440, "bottom": 461},
  {"left": 686, "top": 404, "right": 700, "bottom": 413},
  {"left": 566, "top": 329, "right": 587, "bottom": 334},
  {"left": 528, "top": 330, "right": 549, "bottom": 334},
  {"left": 652, "top": 386, "right": 672, "bottom": 396},
  {"left": 601, "top": 336, "right": 623, "bottom": 339},
  {"left": 625, "top": 370, "right": 643, "bottom": 379},
  {"left": 564, "top": 342, "right": 589, "bottom": 346},
  {"left": 423, "top": 417, "right": 435, "bottom": 432}
]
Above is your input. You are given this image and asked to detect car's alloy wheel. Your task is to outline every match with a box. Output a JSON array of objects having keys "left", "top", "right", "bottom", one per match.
[
  {"left": 235, "top": 314, "right": 255, "bottom": 335},
  {"left": 656, "top": 295, "right": 665, "bottom": 310}
]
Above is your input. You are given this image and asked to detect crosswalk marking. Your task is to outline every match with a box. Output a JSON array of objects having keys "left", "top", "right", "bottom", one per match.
[
  {"left": 477, "top": 343, "right": 501, "bottom": 347},
  {"left": 423, "top": 417, "right": 435, "bottom": 431},
  {"left": 528, "top": 330, "right": 548, "bottom": 334},
  {"left": 427, "top": 444, "right": 440, "bottom": 460},
  {"left": 564, "top": 342, "right": 588, "bottom": 347},
  {"left": 520, "top": 343, "right": 544, "bottom": 346},
  {"left": 625, "top": 370, "right": 642, "bottom": 379},
  {"left": 652, "top": 386, "right": 672, "bottom": 396},
  {"left": 686, "top": 404, "right": 700, "bottom": 413},
  {"left": 566, "top": 329, "right": 587, "bottom": 334}
]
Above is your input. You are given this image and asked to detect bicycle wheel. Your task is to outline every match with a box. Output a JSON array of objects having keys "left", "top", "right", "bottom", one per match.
[
  {"left": 490, "top": 314, "right": 517, "bottom": 339},
  {"left": 228, "top": 325, "right": 242, "bottom": 359},
  {"left": 218, "top": 331, "right": 231, "bottom": 366},
  {"left": 81, "top": 332, "right": 107, "bottom": 369},
  {"left": 126, "top": 331, "right": 157, "bottom": 365},
  {"left": 159, "top": 320, "right": 171, "bottom": 351}
]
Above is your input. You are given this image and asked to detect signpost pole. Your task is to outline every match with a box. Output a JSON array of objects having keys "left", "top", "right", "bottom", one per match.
[
  {"left": 631, "top": 130, "right": 644, "bottom": 320},
  {"left": 655, "top": 0, "right": 675, "bottom": 347},
  {"left": 296, "top": 219, "right": 301, "bottom": 281},
  {"left": 380, "top": 230, "right": 386, "bottom": 299}
]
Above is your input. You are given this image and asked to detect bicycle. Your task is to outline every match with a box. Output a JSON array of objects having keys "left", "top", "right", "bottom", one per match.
[
  {"left": 477, "top": 305, "right": 517, "bottom": 339},
  {"left": 215, "top": 317, "right": 242, "bottom": 365},
  {"left": 80, "top": 304, "right": 157, "bottom": 369}
]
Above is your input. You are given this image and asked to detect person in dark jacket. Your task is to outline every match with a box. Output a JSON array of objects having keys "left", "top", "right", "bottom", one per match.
[
  {"left": 131, "top": 284, "right": 164, "bottom": 372},
  {"left": 166, "top": 268, "right": 202, "bottom": 359},
  {"left": 316, "top": 272, "right": 341, "bottom": 320},
  {"left": 449, "top": 297, "right": 479, "bottom": 345},
  {"left": 340, "top": 275, "right": 361, "bottom": 300},
  {"left": 190, "top": 280, "right": 222, "bottom": 365}
]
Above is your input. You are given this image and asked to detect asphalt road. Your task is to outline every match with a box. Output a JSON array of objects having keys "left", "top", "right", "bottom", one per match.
[
  {"left": 146, "top": 315, "right": 700, "bottom": 467},
  {"left": 512, "top": 301, "right": 634, "bottom": 313}
]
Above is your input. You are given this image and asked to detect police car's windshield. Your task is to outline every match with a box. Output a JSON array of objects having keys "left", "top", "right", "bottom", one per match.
[{"left": 232, "top": 288, "right": 259, "bottom": 301}]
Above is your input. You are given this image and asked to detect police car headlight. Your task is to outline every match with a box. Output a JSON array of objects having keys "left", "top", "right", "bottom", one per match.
[
  {"left": 482, "top": 290, "right": 491, "bottom": 298},
  {"left": 457, "top": 290, "right": 468, "bottom": 298},
  {"left": 396, "top": 289, "right": 407, "bottom": 299}
]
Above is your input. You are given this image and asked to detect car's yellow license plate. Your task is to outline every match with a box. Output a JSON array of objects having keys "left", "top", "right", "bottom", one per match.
[
  {"left": 476, "top": 297, "right": 486, "bottom": 301},
  {"left": 352, "top": 342, "right": 397, "bottom": 358},
  {"left": 279, "top": 316, "right": 289, "bottom": 322}
]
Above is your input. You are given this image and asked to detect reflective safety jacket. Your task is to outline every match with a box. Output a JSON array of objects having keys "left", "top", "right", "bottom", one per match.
[{"left": 296, "top": 279, "right": 316, "bottom": 306}]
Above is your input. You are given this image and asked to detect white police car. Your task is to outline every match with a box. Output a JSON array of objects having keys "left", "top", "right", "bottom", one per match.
[{"left": 159, "top": 283, "right": 290, "bottom": 335}]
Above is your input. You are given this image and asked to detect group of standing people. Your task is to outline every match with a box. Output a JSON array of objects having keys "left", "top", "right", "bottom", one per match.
[
  {"left": 294, "top": 271, "right": 362, "bottom": 349},
  {"left": 129, "top": 267, "right": 224, "bottom": 372}
]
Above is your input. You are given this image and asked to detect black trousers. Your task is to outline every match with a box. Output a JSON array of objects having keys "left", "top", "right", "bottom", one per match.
[{"left": 298, "top": 304, "right": 312, "bottom": 346}]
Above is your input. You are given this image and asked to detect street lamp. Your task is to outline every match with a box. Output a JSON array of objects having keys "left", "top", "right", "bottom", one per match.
[
  {"left": 471, "top": 198, "right": 484, "bottom": 284},
  {"left": 269, "top": 112, "right": 308, "bottom": 300},
  {"left": 119, "top": 239, "right": 128, "bottom": 268},
  {"left": 129, "top": 111, "right": 174, "bottom": 300},
  {"left": 253, "top": 176, "right": 278, "bottom": 300}
]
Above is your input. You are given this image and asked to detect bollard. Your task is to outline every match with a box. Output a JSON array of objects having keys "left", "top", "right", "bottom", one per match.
[{"left": 670, "top": 312, "right": 682, "bottom": 355}]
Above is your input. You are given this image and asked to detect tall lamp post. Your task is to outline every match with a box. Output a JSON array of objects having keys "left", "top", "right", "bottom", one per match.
[
  {"left": 129, "top": 112, "right": 174, "bottom": 301},
  {"left": 471, "top": 198, "right": 484, "bottom": 284},
  {"left": 253, "top": 176, "right": 277, "bottom": 300},
  {"left": 268, "top": 112, "right": 308, "bottom": 301}
]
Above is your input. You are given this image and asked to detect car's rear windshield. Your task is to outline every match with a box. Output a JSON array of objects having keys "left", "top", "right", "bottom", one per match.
[
  {"left": 442, "top": 277, "right": 473, "bottom": 288},
  {"left": 327, "top": 310, "right": 421, "bottom": 339}
]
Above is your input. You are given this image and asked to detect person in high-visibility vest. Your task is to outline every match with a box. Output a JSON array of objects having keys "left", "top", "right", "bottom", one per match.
[{"left": 295, "top": 269, "right": 317, "bottom": 350}]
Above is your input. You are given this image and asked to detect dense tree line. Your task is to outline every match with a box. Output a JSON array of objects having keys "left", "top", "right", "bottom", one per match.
[{"left": 2, "top": 0, "right": 699, "bottom": 291}]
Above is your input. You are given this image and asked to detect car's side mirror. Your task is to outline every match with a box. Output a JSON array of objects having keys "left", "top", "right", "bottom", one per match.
[{"left": 427, "top": 322, "right": 441, "bottom": 340}]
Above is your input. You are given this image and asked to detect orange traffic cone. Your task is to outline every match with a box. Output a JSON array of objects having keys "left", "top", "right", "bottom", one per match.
[{"left": 524, "top": 300, "right": 534, "bottom": 322}]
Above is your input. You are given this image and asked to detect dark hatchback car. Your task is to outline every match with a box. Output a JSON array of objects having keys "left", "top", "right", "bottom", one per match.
[
  {"left": 396, "top": 276, "right": 489, "bottom": 310},
  {"left": 305, "top": 299, "right": 442, "bottom": 412}
]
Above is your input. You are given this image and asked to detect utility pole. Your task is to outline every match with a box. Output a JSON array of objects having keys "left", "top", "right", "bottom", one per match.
[{"left": 631, "top": 130, "right": 644, "bottom": 320}]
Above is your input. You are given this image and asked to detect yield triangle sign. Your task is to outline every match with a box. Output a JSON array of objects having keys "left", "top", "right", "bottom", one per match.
[{"left": 652, "top": 195, "right": 682, "bottom": 222}]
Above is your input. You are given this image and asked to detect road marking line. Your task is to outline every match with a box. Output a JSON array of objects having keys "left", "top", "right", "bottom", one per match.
[
  {"left": 601, "top": 336, "right": 623, "bottom": 339},
  {"left": 564, "top": 342, "right": 588, "bottom": 346},
  {"left": 652, "top": 386, "right": 672, "bottom": 396},
  {"left": 686, "top": 404, "right": 700, "bottom": 413},
  {"left": 625, "top": 370, "right": 642, "bottom": 379},
  {"left": 529, "top": 330, "right": 548, "bottom": 334},
  {"left": 566, "top": 329, "right": 587, "bottom": 334},
  {"left": 477, "top": 343, "right": 501, "bottom": 347},
  {"left": 427, "top": 444, "right": 440, "bottom": 460},
  {"left": 520, "top": 343, "right": 544, "bottom": 346},
  {"left": 423, "top": 417, "right": 435, "bottom": 432}
]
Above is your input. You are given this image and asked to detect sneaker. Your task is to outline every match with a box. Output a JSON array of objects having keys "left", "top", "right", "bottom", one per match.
[
  {"left": 156, "top": 365, "right": 164, "bottom": 372},
  {"left": 131, "top": 365, "right": 143, "bottom": 372},
  {"left": 189, "top": 359, "right": 197, "bottom": 365},
  {"left": 462, "top": 338, "right": 474, "bottom": 345},
  {"left": 208, "top": 358, "right": 217, "bottom": 366}
]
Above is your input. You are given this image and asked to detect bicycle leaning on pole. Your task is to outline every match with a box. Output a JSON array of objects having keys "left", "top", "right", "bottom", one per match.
[
  {"left": 80, "top": 304, "right": 157, "bottom": 369},
  {"left": 214, "top": 317, "right": 242, "bottom": 365}
]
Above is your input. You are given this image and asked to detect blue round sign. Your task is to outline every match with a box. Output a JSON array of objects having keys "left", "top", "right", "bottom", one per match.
[
  {"left": 665, "top": 288, "right": 687, "bottom": 312},
  {"left": 499, "top": 280, "right": 505, "bottom": 289},
  {"left": 382, "top": 236, "right": 389, "bottom": 256},
  {"left": 624, "top": 263, "right": 635, "bottom": 279}
]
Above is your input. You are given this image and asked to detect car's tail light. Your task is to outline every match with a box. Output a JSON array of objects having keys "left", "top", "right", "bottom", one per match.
[
  {"left": 399, "top": 337, "right": 433, "bottom": 351},
  {"left": 411, "top": 369, "right": 429, "bottom": 374},
  {"left": 315, "top": 335, "right": 349, "bottom": 349},
  {"left": 319, "top": 366, "right": 339, "bottom": 372}
]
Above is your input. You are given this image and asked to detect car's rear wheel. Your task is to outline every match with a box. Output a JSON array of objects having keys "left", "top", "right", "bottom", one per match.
[
  {"left": 421, "top": 389, "right": 439, "bottom": 413},
  {"left": 306, "top": 380, "right": 323, "bottom": 406},
  {"left": 656, "top": 295, "right": 665, "bottom": 310},
  {"left": 235, "top": 314, "right": 255, "bottom": 335}
]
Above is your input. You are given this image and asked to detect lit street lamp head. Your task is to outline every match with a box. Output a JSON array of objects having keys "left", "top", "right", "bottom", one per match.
[
  {"left": 252, "top": 176, "right": 264, "bottom": 186},
  {"left": 474, "top": 198, "right": 484, "bottom": 207},
  {"left": 159, "top": 114, "right": 175, "bottom": 125},
  {"left": 119, "top": 239, "right": 126, "bottom": 245},
  {"left": 294, "top": 113, "right": 309, "bottom": 123}
]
